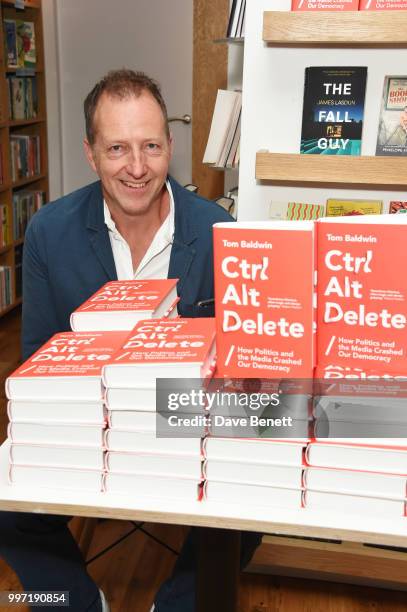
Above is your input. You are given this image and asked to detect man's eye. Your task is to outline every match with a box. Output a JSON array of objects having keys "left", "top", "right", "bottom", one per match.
[
  {"left": 110, "top": 145, "right": 122, "bottom": 152},
  {"left": 146, "top": 143, "right": 160, "bottom": 151}
]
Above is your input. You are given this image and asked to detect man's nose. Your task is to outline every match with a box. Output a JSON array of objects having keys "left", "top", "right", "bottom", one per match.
[{"left": 125, "top": 149, "right": 147, "bottom": 176}]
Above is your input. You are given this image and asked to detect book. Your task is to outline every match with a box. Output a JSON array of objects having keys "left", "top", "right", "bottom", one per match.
[
  {"left": 8, "top": 422, "right": 105, "bottom": 447},
  {"left": 316, "top": 215, "right": 407, "bottom": 374},
  {"left": 10, "top": 443, "right": 105, "bottom": 470},
  {"left": 103, "top": 472, "right": 201, "bottom": 500},
  {"left": 213, "top": 221, "right": 315, "bottom": 378},
  {"left": 226, "top": 0, "right": 246, "bottom": 38},
  {"left": 107, "top": 410, "right": 176, "bottom": 431},
  {"left": 203, "top": 481, "right": 302, "bottom": 508},
  {"left": 6, "top": 331, "right": 129, "bottom": 401},
  {"left": 203, "top": 460, "right": 303, "bottom": 488},
  {"left": 105, "top": 429, "right": 202, "bottom": 455},
  {"left": 390, "top": 201, "right": 407, "bottom": 214},
  {"left": 269, "top": 202, "right": 325, "bottom": 221},
  {"left": 203, "top": 90, "right": 242, "bottom": 167},
  {"left": 105, "top": 451, "right": 203, "bottom": 478},
  {"left": 306, "top": 441, "right": 407, "bottom": 474},
  {"left": 313, "top": 395, "right": 407, "bottom": 425},
  {"left": 102, "top": 318, "right": 216, "bottom": 388},
  {"left": 15, "top": 21, "right": 36, "bottom": 68},
  {"left": 376, "top": 76, "right": 407, "bottom": 156},
  {"left": 300, "top": 67, "right": 367, "bottom": 155},
  {"left": 326, "top": 199, "right": 382, "bottom": 216},
  {"left": 70, "top": 279, "right": 179, "bottom": 331},
  {"left": 304, "top": 490, "right": 405, "bottom": 516},
  {"left": 3, "top": 19, "right": 18, "bottom": 68},
  {"left": 292, "top": 0, "right": 358, "bottom": 9},
  {"left": 9, "top": 465, "right": 103, "bottom": 492},
  {"left": 360, "top": 0, "right": 407, "bottom": 8},
  {"left": 7, "top": 399, "right": 106, "bottom": 424},
  {"left": 304, "top": 466, "right": 407, "bottom": 500},
  {"left": 105, "top": 386, "right": 156, "bottom": 411},
  {"left": 203, "top": 437, "right": 307, "bottom": 465}
]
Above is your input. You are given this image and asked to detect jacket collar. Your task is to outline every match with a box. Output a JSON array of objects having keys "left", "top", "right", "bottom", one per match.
[{"left": 86, "top": 181, "right": 117, "bottom": 280}]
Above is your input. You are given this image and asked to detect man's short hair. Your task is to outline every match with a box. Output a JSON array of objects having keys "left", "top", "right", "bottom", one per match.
[{"left": 84, "top": 69, "right": 170, "bottom": 144}]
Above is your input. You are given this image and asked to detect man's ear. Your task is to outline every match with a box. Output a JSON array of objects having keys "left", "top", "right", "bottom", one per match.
[{"left": 84, "top": 139, "right": 97, "bottom": 173}]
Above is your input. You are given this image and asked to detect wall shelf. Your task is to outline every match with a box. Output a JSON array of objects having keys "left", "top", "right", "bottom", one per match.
[
  {"left": 263, "top": 11, "right": 407, "bottom": 46},
  {"left": 255, "top": 152, "right": 407, "bottom": 189}
]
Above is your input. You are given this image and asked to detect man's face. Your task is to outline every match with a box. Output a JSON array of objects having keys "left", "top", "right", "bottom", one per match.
[{"left": 84, "top": 91, "right": 173, "bottom": 219}]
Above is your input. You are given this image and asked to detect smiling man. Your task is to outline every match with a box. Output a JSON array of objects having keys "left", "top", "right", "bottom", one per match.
[{"left": 0, "top": 70, "right": 244, "bottom": 612}]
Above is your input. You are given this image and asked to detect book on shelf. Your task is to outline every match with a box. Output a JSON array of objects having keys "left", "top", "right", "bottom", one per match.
[
  {"left": 305, "top": 441, "right": 407, "bottom": 475},
  {"left": 102, "top": 318, "right": 216, "bottom": 388},
  {"left": 376, "top": 76, "right": 407, "bottom": 156},
  {"left": 8, "top": 422, "right": 106, "bottom": 447},
  {"left": 203, "top": 459, "right": 303, "bottom": 489},
  {"left": 0, "top": 205, "right": 11, "bottom": 247},
  {"left": 103, "top": 472, "right": 202, "bottom": 500},
  {"left": 300, "top": 67, "right": 367, "bottom": 155},
  {"left": 359, "top": 0, "right": 407, "bottom": 8},
  {"left": 203, "top": 480, "right": 302, "bottom": 508},
  {"left": 8, "top": 76, "right": 37, "bottom": 121},
  {"left": 292, "top": 0, "right": 358, "bottom": 9},
  {"left": 0, "top": 266, "right": 12, "bottom": 310},
  {"left": 3, "top": 19, "right": 18, "bottom": 68},
  {"left": 9, "top": 464, "right": 103, "bottom": 492},
  {"left": 268, "top": 201, "right": 325, "bottom": 221},
  {"left": 316, "top": 215, "right": 407, "bottom": 374},
  {"left": 104, "top": 429, "right": 203, "bottom": 455},
  {"left": 325, "top": 198, "right": 382, "bottom": 216},
  {"left": 10, "top": 134, "right": 41, "bottom": 181},
  {"left": 203, "top": 90, "right": 241, "bottom": 168},
  {"left": 17, "top": 21, "right": 36, "bottom": 68},
  {"left": 226, "top": 0, "right": 246, "bottom": 38},
  {"left": 390, "top": 201, "right": 407, "bottom": 214},
  {"left": 105, "top": 451, "right": 203, "bottom": 479},
  {"left": 70, "top": 279, "right": 179, "bottom": 332},
  {"left": 7, "top": 399, "right": 106, "bottom": 424},
  {"left": 6, "top": 330, "right": 129, "bottom": 401},
  {"left": 304, "top": 466, "right": 407, "bottom": 500},
  {"left": 9, "top": 443, "right": 105, "bottom": 470},
  {"left": 203, "top": 437, "right": 307, "bottom": 465},
  {"left": 13, "top": 190, "right": 45, "bottom": 240},
  {"left": 213, "top": 221, "right": 315, "bottom": 378}
]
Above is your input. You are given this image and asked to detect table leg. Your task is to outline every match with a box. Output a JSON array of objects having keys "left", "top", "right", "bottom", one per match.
[{"left": 196, "top": 527, "right": 241, "bottom": 612}]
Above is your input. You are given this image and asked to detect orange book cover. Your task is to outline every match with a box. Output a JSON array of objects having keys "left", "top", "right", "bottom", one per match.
[
  {"left": 6, "top": 331, "right": 130, "bottom": 400},
  {"left": 292, "top": 0, "right": 358, "bottom": 9},
  {"left": 102, "top": 318, "right": 216, "bottom": 387},
  {"left": 70, "top": 279, "right": 179, "bottom": 331},
  {"left": 317, "top": 215, "right": 407, "bottom": 374},
  {"left": 213, "top": 221, "right": 315, "bottom": 379},
  {"left": 359, "top": 0, "right": 407, "bottom": 9}
]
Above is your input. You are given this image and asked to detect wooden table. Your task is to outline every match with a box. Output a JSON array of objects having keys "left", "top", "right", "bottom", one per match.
[{"left": 0, "top": 441, "right": 406, "bottom": 610}]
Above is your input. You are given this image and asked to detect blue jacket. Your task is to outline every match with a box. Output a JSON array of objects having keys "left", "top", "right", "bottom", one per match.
[{"left": 22, "top": 176, "right": 232, "bottom": 360}]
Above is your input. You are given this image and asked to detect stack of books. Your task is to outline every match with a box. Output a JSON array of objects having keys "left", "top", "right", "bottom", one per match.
[
  {"left": 203, "top": 435, "right": 307, "bottom": 510},
  {"left": 5, "top": 331, "right": 128, "bottom": 492},
  {"left": 101, "top": 318, "right": 216, "bottom": 501}
]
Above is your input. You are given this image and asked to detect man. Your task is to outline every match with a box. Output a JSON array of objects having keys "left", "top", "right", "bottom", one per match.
[{"left": 0, "top": 69, "right": 260, "bottom": 611}]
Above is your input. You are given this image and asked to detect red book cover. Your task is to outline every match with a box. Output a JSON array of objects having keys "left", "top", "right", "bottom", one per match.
[
  {"left": 6, "top": 331, "right": 129, "bottom": 400},
  {"left": 70, "top": 279, "right": 179, "bottom": 331},
  {"left": 213, "top": 221, "right": 315, "bottom": 379},
  {"left": 292, "top": 0, "right": 358, "bottom": 9},
  {"left": 359, "top": 0, "right": 407, "bottom": 9},
  {"left": 317, "top": 215, "right": 407, "bottom": 375},
  {"left": 102, "top": 318, "right": 216, "bottom": 387}
]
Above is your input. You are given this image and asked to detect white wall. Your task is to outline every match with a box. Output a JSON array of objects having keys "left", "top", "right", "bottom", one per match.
[
  {"left": 238, "top": 0, "right": 407, "bottom": 221},
  {"left": 43, "top": 0, "right": 193, "bottom": 197}
]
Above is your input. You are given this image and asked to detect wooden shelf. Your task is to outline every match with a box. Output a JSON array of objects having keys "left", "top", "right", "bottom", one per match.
[
  {"left": 263, "top": 11, "right": 407, "bottom": 46},
  {"left": 0, "top": 298, "right": 21, "bottom": 317},
  {"left": 11, "top": 173, "right": 46, "bottom": 189},
  {"left": 255, "top": 152, "right": 407, "bottom": 188},
  {"left": 2, "top": 0, "right": 40, "bottom": 8},
  {"left": 8, "top": 116, "right": 45, "bottom": 127}
]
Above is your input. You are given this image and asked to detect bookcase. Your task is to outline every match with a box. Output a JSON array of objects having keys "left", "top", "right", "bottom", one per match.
[
  {"left": 238, "top": 2, "right": 407, "bottom": 222},
  {"left": 0, "top": 0, "right": 48, "bottom": 317}
]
